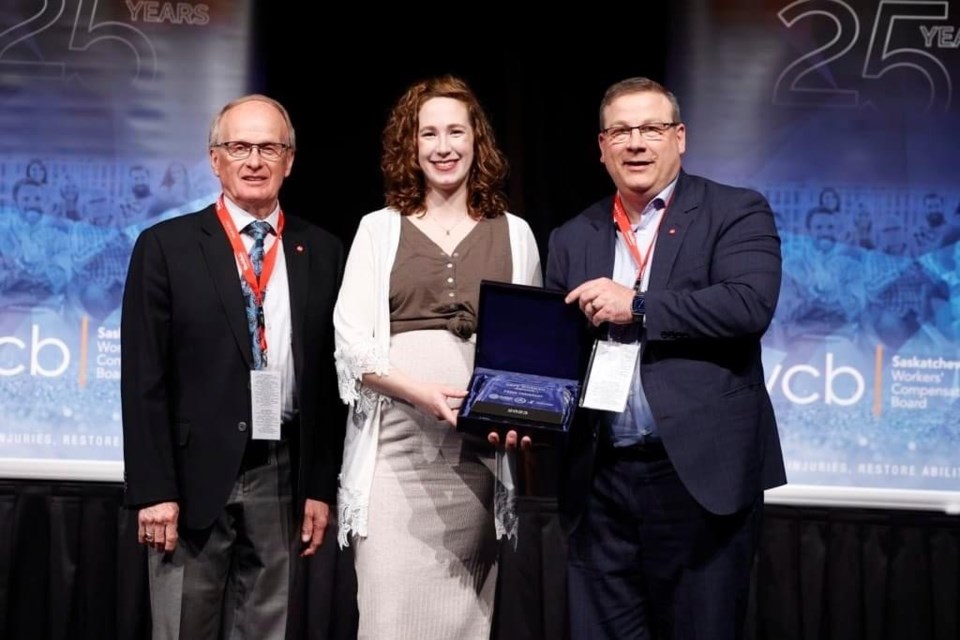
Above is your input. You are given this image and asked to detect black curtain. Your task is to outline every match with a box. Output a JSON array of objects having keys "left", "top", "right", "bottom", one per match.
[
  {"left": 1, "top": 480, "right": 959, "bottom": 639},
  {"left": 251, "top": 7, "right": 679, "bottom": 251}
]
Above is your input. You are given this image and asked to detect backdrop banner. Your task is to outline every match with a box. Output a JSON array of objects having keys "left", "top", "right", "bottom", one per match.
[
  {"left": 669, "top": 0, "right": 960, "bottom": 510},
  {"left": 0, "top": 0, "right": 252, "bottom": 480}
]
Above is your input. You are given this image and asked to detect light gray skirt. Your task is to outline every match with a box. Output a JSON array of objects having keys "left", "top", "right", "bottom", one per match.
[{"left": 354, "top": 329, "right": 498, "bottom": 640}]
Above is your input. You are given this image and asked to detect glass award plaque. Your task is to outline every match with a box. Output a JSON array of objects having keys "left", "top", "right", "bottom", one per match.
[{"left": 457, "top": 281, "right": 585, "bottom": 442}]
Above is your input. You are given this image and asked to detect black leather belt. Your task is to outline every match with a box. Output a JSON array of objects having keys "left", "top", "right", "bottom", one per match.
[
  {"left": 601, "top": 438, "right": 668, "bottom": 462},
  {"left": 239, "top": 415, "right": 297, "bottom": 472}
]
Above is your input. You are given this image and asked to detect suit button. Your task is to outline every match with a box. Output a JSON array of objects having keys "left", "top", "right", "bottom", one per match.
[
  {"left": 591, "top": 429, "right": 598, "bottom": 441},
  {"left": 238, "top": 421, "right": 248, "bottom": 432}
]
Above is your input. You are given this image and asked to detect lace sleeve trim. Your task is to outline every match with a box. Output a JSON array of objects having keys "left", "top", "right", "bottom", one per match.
[
  {"left": 337, "top": 485, "right": 367, "bottom": 548},
  {"left": 334, "top": 342, "right": 390, "bottom": 404}
]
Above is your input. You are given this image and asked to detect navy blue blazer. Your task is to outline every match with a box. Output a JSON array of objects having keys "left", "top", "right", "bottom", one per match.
[{"left": 546, "top": 171, "right": 786, "bottom": 530}]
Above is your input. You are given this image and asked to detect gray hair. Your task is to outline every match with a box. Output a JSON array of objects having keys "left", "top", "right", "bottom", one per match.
[{"left": 208, "top": 94, "right": 296, "bottom": 150}]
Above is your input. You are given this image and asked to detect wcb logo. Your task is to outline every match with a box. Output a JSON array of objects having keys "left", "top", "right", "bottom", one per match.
[
  {"left": 765, "top": 352, "right": 866, "bottom": 406},
  {"left": 0, "top": 324, "right": 71, "bottom": 377}
]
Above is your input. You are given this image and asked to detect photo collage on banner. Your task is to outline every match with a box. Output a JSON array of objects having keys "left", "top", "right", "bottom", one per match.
[
  {"left": 670, "top": 0, "right": 960, "bottom": 507},
  {"left": 0, "top": 0, "right": 252, "bottom": 480}
]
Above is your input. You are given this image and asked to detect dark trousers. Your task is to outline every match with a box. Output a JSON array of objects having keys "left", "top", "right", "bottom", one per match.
[
  {"left": 147, "top": 441, "right": 294, "bottom": 640},
  {"left": 567, "top": 445, "right": 762, "bottom": 640}
]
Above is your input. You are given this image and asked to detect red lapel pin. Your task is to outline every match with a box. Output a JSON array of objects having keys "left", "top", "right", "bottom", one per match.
[
  {"left": 668, "top": 227, "right": 677, "bottom": 235},
  {"left": 296, "top": 245, "right": 304, "bottom": 252}
]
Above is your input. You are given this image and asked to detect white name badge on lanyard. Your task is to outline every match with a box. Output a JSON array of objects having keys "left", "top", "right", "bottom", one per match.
[
  {"left": 250, "top": 370, "right": 282, "bottom": 440},
  {"left": 579, "top": 340, "right": 640, "bottom": 413}
]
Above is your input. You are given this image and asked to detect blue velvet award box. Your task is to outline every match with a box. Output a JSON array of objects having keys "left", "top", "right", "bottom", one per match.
[{"left": 456, "top": 281, "right": 585, "bottom": 442}]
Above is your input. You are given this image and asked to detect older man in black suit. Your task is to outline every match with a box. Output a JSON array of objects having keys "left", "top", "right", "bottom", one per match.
[{"left": 121, "top": 95, "right": 343, "bottom": 638}]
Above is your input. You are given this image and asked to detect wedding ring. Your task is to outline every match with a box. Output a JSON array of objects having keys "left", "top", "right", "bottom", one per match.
[{"left": 145, "top": 532, "right": 154, "bottom": 541}]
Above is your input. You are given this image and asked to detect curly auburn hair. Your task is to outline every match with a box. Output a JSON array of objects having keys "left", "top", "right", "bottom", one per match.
[{"left": 381, "top": 75, "right": 508, "bottom": 219}]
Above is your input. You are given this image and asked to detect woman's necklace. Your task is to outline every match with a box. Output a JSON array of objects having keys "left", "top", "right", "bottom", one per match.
[{"left": 428, "top": 213, "right": 469, "bottom": 236}]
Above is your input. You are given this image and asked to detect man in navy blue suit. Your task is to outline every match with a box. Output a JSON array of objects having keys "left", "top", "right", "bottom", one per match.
[{"left": 547, "top": 77, "right": 786, "bottom": 639}]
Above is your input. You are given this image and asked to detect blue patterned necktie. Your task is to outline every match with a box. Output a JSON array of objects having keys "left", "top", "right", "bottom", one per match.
[{"left": 241, "top": 220, "right": 272, "bottom": 369}]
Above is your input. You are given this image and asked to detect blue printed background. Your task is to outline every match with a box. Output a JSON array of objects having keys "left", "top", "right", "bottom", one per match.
[
  {"left": 670, "top": 0, "right": 960, "bottom": 495},
  {"left": 0, "top": 0, "right": 251, "bottom": 476}
]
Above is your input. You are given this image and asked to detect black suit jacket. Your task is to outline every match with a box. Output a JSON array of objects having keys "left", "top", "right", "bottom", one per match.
[
  {"left": 121, "top": 205, "right": 344, "bottom": 530},
  {"left": 546, "top": 171, "right": 786, "bottom": 532}
]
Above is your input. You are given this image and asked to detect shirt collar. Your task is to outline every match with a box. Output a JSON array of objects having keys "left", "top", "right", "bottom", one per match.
[
  {"left": 629, "top": 176, "right": 678, "bottom": 230},
  {"left": 222, "top": 195, "right": 280, "bottom": 234}
]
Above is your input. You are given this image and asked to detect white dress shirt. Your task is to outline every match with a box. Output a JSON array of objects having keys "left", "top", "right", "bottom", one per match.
[
  {"left": 223, "top": 196, "right": 296, "bottom": 421},
  {"left": 607, "top": 178, "right": 677, "bottom": 446}
]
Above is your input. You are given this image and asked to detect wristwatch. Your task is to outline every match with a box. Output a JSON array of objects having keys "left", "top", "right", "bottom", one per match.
[{"left": 631, "top": 292, "right": 646, "bottom": 321}]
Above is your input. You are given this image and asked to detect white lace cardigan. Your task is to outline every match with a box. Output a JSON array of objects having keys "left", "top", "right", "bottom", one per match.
[{"left": 333, "top": 207, "right": 542, "bottom": 547}]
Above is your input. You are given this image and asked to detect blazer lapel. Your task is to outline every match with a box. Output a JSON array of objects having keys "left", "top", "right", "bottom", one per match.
[
  {"left": 198, "top": 207, "right": 253, "bottom": 368},
  {"left": 585, "top": 201, "right": 616, "bottom": 280},
  {"left": 648, "top": 171, "right": 699, "bottom": 292},
  {"left": 282, "top": 221, "right": 309, "bottom": 373}
]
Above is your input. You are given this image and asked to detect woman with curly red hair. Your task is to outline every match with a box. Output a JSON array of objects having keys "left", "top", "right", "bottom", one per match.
[{"left": 333, "top": 75, "right": 541, "bottom": 637}]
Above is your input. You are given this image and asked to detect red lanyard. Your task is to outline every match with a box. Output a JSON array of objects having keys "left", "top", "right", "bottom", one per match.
[
  {"left": 611, "top": 192, "right": 671, "bottom": 289},
  {"left": 215, "top": 195, "right": 285, "bottom": 356}
]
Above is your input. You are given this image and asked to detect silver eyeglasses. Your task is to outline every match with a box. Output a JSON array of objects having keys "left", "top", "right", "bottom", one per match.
[
  {"left": 212, "top": 141, "right": 290, "bottom": 161},
  {"left": 601, "top": 122, "right": 680, "bottom": 145}
]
